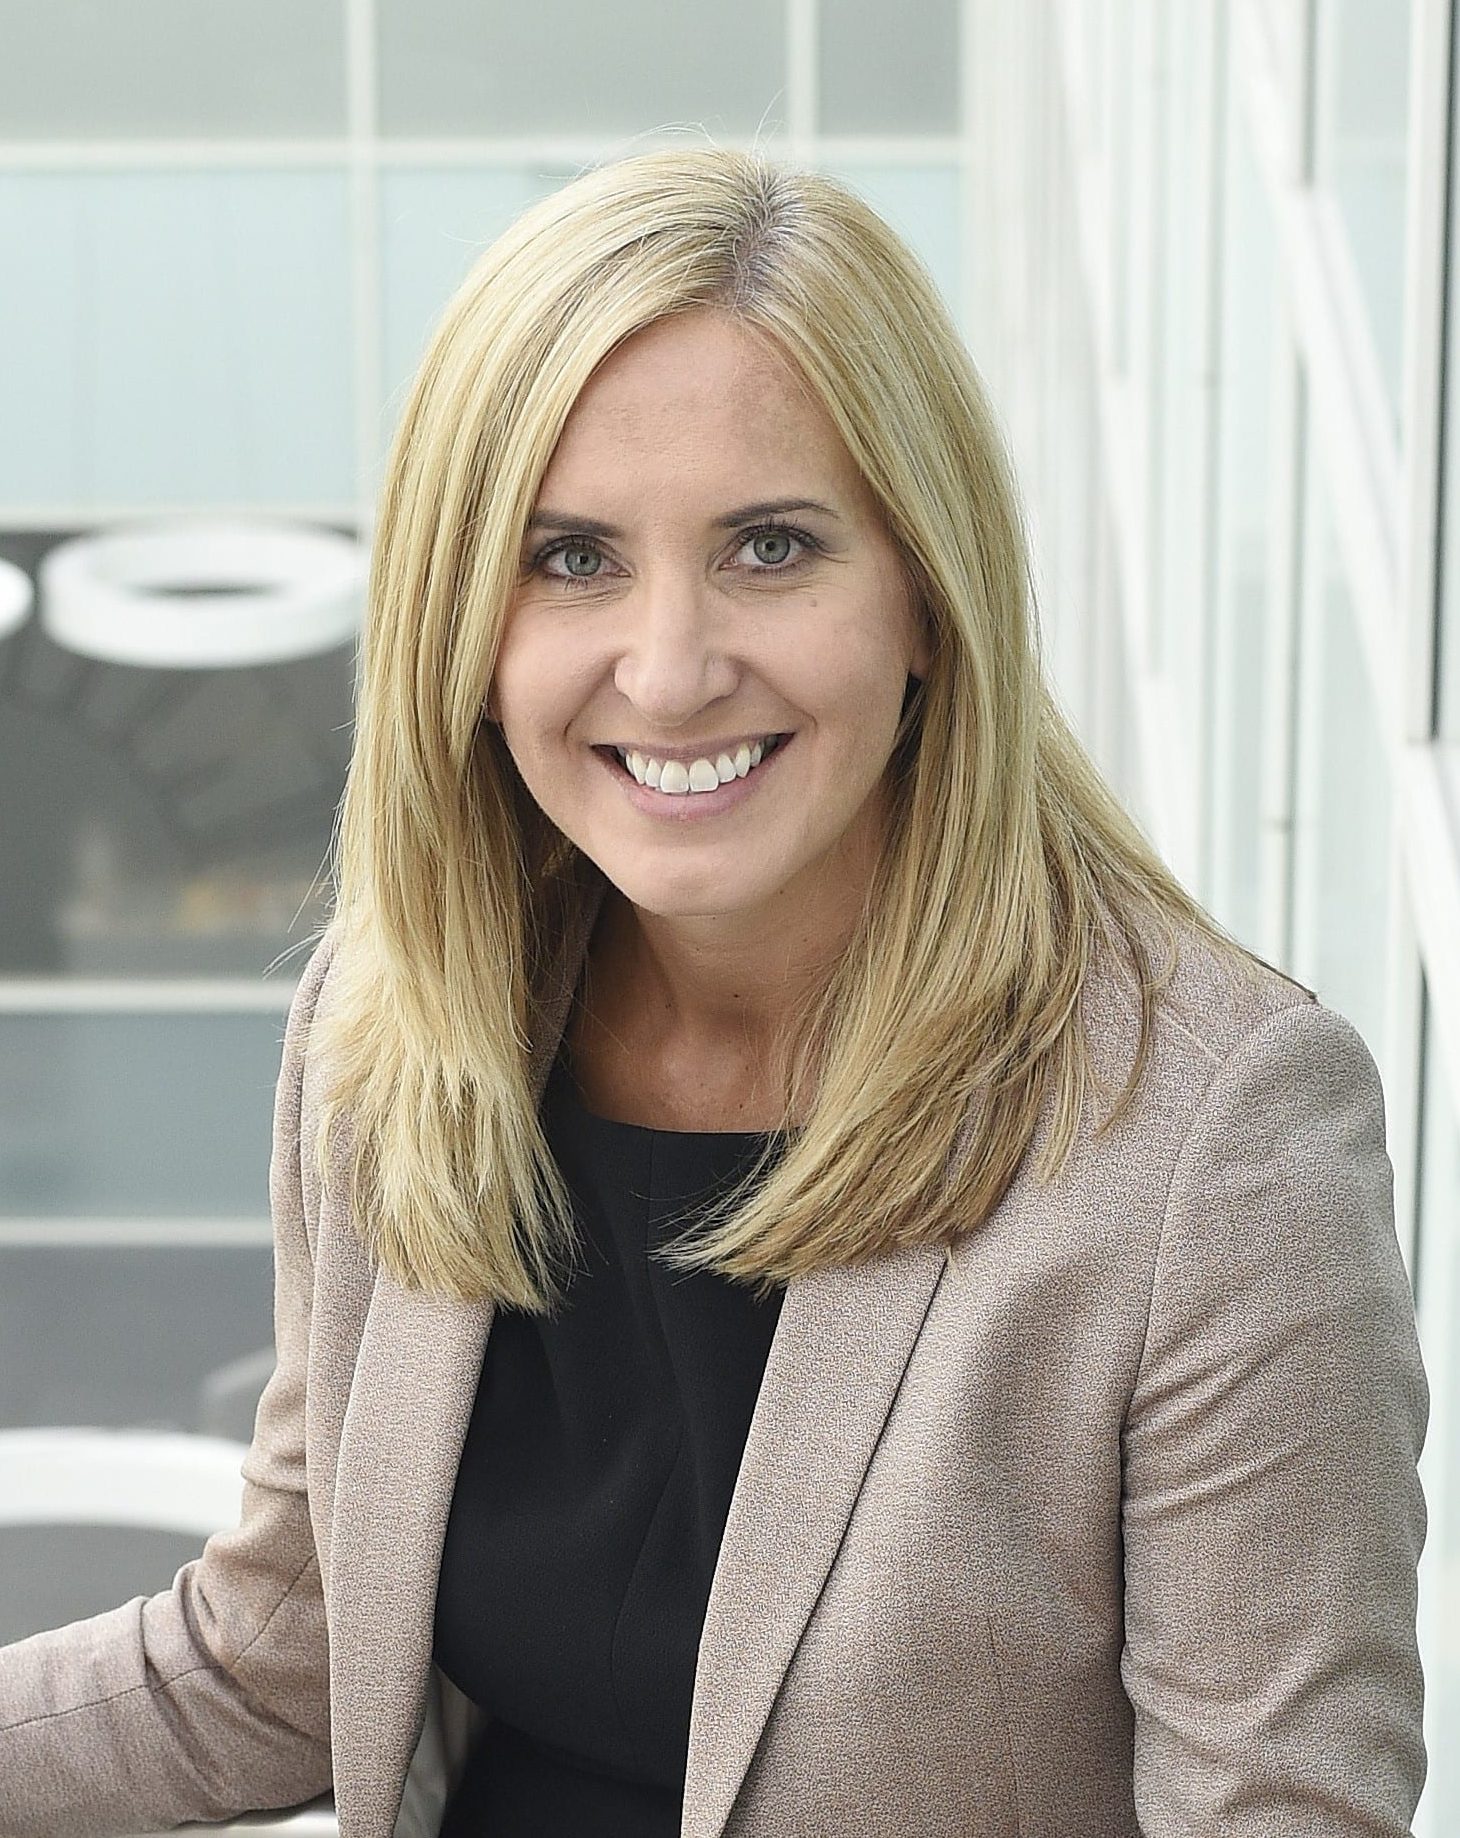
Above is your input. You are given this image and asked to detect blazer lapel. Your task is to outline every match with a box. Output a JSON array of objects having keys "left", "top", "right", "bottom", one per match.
[
  {"left": 327, "top": 851, "right": 950, "bottom": 1838},
  {"left": 328, "top": 861, "right": 608, "bottom": 1837},
  {"left": 329, "top": 1274, "right": 492, "bottom": 1835},
  {"left": 682, "top": 1240, "right": 948, "bottom": 1838}
]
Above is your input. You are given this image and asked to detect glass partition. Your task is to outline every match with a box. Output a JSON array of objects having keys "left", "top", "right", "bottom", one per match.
[
  {"left": 1289, "top": 446, "right": 1394, "bottom": 1103},
  {"left": 1312, "top": 0, "right": 1412, "bottom": 435},
  {"left": 0, "top": 1240, "right": 274, "bottom": 1644},
  {"left": 376, "top": 0, "right": 788, "bottom": 137},
  {"left": 1207, "top": 67, "right": 1282, "bottom": 950},
  {"left": 818, "top": 0, "right": 959, "bottom": 133},
  {"left": 0, "top": 533, "right": 351, "bottom": 982}
]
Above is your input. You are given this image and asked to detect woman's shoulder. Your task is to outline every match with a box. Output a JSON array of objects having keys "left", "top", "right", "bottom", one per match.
[
  {"left": 1080, "top": 899, "right": 1319, "bottom": 1091},
  {"left": 1007, "top": 903, "right": 1387, "bottom": 1285},
  {"left": 1054, "top": 898, "right": 1380, "bottom": 1199}
]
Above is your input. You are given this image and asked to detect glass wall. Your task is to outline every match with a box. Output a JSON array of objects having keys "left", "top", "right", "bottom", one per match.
[
  {"left": 1312, "top": 0, "right": 1413, "bottom": 435},
  {"left": 1437, "top": 21, "right": 1460, "bottom": 766},
  {"left": 1289, "top": 450, "right": 1395, "bottom": 1100},
  {"left": 1154, "top": 0, "right": 1212, "bottom": 693},
  {"left": 966, "top": 5, "right": 1458, "bottom": 1822},
  {"left": 0, "top": 0, "right": 978, "bottom": 1666},
  {"left": 1207, "top": 62, "right": 1283, "bottom": 952}
]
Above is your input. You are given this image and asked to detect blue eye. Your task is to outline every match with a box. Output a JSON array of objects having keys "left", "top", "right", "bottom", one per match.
[
  {"left": 546, "top": 542, "right": 604, "bottom": 582},
  {"left": 529, "top": 519, "right": 821, "bottom": 590},
  {"left": 742, "top": 526, "right": 797, "bottom": 568}
]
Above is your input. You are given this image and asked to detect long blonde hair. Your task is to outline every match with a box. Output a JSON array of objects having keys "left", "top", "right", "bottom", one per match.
[{"left": 309, "top": 144, "right": 1274, "bottom": 1310}]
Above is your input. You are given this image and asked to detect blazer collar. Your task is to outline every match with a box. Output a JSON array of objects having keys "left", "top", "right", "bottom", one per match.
[{"left": 327, "top": 858, "right": 948, "bottom": 1838}]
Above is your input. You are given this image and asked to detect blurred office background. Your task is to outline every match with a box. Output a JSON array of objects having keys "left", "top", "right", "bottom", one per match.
[{"left": 0, "top": 0, "right": 1454, "bottom": 1829}]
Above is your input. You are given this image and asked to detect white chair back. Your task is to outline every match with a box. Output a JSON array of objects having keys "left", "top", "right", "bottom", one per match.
[
  {"left": 0, "top": 1427, "right": 247, "bottom": 1535},
  {"left": 0, "top": 1427, "right": 338, "bottom": 1834}
]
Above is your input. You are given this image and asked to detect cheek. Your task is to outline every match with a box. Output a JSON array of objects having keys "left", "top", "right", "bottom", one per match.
[
  {"left": 490, "top": 629, "right": 586, "bottom": 748},
  {"left": 814, "top": 621, "right": 915, "bottom": 718}
]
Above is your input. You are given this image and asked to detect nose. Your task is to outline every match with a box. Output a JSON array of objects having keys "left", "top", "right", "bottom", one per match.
[{"left": 610, "top": 571, "right": 740, "bottom": 728}]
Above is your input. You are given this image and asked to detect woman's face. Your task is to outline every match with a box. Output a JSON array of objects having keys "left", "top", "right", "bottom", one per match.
[{"left": 487, "top": 307, "right": 931, "bottom": 927}]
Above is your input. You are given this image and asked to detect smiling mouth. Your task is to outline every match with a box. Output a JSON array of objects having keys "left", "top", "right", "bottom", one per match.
[
  {"left": 599, "top": 735, "right": 790, "bottom": 779},
  {"left": 594, "top": 732, "right": 792, "bottom": 795}
]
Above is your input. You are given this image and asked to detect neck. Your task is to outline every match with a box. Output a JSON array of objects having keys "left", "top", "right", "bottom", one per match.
[
  {"left": 581, "top": 813, "right": 888, "bottom": 1074},
  {"left": 593, "top": 891, "right": 850, "bottom": 1059}
]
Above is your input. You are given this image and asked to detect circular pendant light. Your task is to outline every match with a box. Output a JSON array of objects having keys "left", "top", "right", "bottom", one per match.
[
  {"left": 0, "top": 554, "right": 34, "bottom": 641},
  {"left": 39, "top": 518, "right": 368, "bottom": 668}
]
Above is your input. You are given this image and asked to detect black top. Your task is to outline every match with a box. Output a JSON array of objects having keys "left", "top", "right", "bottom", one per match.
[{"left": 432, "top": 1046, "right": 787, "bottom": 1838}]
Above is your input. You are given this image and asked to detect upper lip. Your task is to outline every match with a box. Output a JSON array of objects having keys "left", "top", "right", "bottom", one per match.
[{"left": 600, "top": 733, "right": 787, "bottom": 764}]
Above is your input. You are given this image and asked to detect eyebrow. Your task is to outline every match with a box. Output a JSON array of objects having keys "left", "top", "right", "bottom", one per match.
[{"left": 524, "top": 497, "right": 843, "bottom": 538}]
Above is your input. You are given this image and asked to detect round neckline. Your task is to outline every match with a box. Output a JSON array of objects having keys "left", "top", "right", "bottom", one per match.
[{"left": 548, "top": 1052, "right": 780, "bottom": 1143}]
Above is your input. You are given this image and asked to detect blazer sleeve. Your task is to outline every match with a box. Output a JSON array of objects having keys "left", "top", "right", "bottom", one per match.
[
  {"left": 1120, "top": 999, "right": 1430, "bottom": 1835},
  {"left": 0, "top": 935, "right": 338, "bottom": 1837}
]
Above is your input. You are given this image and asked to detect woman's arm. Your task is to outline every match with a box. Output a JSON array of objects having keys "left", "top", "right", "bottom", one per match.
[
  {"left": 1121, "top": 999, "right": 1430, "bottom": 1834},
  {"left": 0, "top": 937, "right": 338, "bottom": 1838}
]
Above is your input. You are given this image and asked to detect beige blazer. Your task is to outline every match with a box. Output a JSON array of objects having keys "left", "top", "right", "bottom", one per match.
[{"left": 0, "top": 864, "right": 1430, "bottom": 1837}]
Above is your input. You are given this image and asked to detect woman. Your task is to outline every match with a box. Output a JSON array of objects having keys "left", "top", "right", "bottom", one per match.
[{"left": 0, "top": 147, "right": 1428, "bottom": 1837}]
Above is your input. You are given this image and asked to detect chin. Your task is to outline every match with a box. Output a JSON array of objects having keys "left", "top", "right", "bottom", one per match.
[{"left": 596, "top": 854, "right": 783, "bottom": 920}]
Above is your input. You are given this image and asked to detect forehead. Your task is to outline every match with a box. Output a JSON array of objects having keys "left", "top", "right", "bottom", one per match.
[{"left": 538, "top": 311, "right": 864, "bottom": 502}]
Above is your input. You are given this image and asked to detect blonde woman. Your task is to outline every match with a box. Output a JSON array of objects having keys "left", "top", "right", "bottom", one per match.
[{"left": 0, "top": 147, "right": 1428, "bottom": 1838}]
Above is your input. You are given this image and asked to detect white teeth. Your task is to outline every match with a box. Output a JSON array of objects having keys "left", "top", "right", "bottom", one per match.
[{"left": 618, "top": 736, "right": 780, "bottom": 794}]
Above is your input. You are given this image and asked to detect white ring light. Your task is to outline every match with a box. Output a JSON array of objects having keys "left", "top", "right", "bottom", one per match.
[
  {"left": 40, "top": 518, "right": 367, "bottom": 668},
  {"left": 0, "top": 555, "right": 34, "bottom": 640}
]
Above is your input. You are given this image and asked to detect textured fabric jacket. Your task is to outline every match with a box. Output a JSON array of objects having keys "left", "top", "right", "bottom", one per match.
[{"left": 0, "top": 864, "right": 1430, "bottom": 1836}]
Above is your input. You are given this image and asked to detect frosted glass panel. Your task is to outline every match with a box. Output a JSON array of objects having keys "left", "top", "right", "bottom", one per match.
[
  {"left": 1155, "top": 0, "right": 1206, "bottom": 684},
  {"left": 379, "top": 167, "right": 576, "bottom": 443},
  {"left": 1263, "top": 0, "right": 1309, "bottom": 104},
  {"left": 1082, "top": 0, "right": 1109, "bottom": 171},
  {"left": 1105, "top": 0, "right": 1133, "bottom": 373},
  {"left": 1207, "top": 70, "right": 1280, "bottom": 951},
  {"left": 377, "top": 0, "right": 787, "bottom": 137},
  {"left": 1314, "top": 0, "right": 1411, "bottom": 435},
  {"left": 817, "top": 0, "right": 958, "bottom": 134},
  {"left": 1040, "top": 94, "right": 1098, "bottom": 727},
  {"left": 0, "top": 0, "right": 347, "bottom": 139},
  {"left": 820, "top": 165, "right": 962, "bottom": 322},
  {"left": 1443, "top": 438, "right": 1460, "bottom": 752},
  {"left": 0, "top": 1243, "right": 273, "bottom": 1428},
  {"left": 1435, "top": 46, "right": 1460, "bottom": 764},
  {"left": 0, "top": 1239, "right": 276, "bottom": 1643},
  {"left": 0, "top": 533, "right": 350, "bottom": 978},
  {"left": 1290, "top": 463, "right": 1392, "bottom": 1091},
  {"left": 1416, "top": 999, "right": 1460, "bottom": 1838},
  {"left": 0, "top": 1525, "right": 210, "bottom": 1647},
  {"left": 0, "top": 172, "right": 354, "bottom": 507},
  {"left": 0, "top": 1011, "right": 289, "bottom": 1217}
]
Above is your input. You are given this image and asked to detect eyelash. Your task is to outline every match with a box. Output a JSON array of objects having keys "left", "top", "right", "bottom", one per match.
[{"left": 528, "top": 517, "right": 821, "bottom": 591}]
